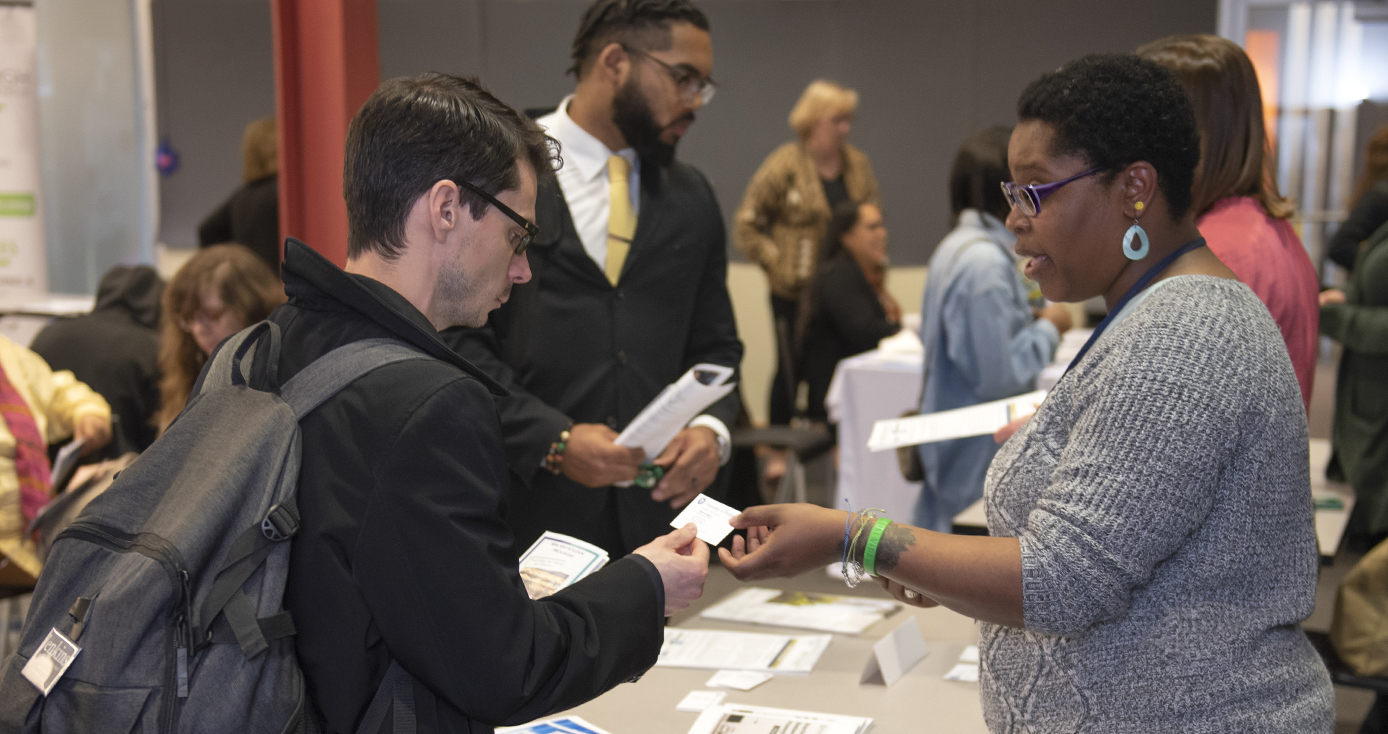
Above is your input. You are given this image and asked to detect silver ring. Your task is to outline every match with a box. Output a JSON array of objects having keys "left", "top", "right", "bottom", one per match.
[{"left": 904, "top": 590, "right": 917, "bottom": 599}]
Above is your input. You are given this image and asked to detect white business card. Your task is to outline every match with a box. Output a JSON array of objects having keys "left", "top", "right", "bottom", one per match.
[
  {"left": 670, "top": 494, "right": 739, "bottom": 545},
  {"left": 705, "top": 669, "right": 774, "bottom": 691},
  {"left": 675, "top": 690, "right": 726, "bottom": 712}
]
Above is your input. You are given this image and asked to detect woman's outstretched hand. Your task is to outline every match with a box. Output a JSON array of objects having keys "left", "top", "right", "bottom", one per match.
[{"left": 718, "top": 503, "right": 848, "bottom": 581}]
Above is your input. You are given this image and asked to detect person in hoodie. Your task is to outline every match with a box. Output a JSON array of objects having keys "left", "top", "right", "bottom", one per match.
[{"left": 32, "top": 265, "right": 165, "bottom": 454}]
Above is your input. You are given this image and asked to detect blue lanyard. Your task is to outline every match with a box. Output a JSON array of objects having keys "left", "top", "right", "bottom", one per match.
[{"left": 1064, "top": 237, "right": 1207, "bottom": 375}]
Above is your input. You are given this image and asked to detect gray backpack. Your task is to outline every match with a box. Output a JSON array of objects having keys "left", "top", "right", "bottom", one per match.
[{"left": 0, "top": 322, "right": 427, "bottom": 733}]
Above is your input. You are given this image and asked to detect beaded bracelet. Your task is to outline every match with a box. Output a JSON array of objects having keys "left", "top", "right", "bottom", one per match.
[
  {"left": 543, "top": 427, "right": 573, "bottom": 475},
  {"left": 842, "top": 509, "right": 884, "bottom": 588}
]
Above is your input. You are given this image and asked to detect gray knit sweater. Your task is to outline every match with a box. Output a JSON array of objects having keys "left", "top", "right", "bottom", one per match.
[{"left": 979, "top": 276, "right": 1334, "bottom": 733}]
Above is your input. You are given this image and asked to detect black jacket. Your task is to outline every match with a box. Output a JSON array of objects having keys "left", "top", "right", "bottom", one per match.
[
  {"left": 273, "top": 239, "right": 664, "bottom": 734},
  {"left": 198, "top": 174, "right": 281, "bottom": 274},
  {"left": 1328, "top": 179, "right": 1388, "bottom": 271},
  {"left": 31, "top": 265, "right": 164, "bottom": 453},
  {"left": 799, "top": 251, "right": 899, "bottom": 422},
  {"left": 442, "top": 161, "right": 743, "bottom": 557}
]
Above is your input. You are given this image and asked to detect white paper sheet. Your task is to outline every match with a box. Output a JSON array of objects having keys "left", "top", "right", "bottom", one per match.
[
  {"left": 699, "top": 587, "right": 900, "bottom": 634},
  {"left": 675, "top": 690, "right": 727, "bottom": 712},
  {"left": 517, "top": 531, "right": 609, "bottom": 599},
  {"left": 705, "top": 670, "right": 774, "bottom": 691},
  {"left": 615, "top": 363, "right": 736, "bottom": 462},
  {"left": 685, "top": 704, "right": 872, "bottom": 734},
  {"left": 656, "top": 628, "right": 830, "bottom": 675},
  {"left": 944, "top": 663, "right": 979, "bottom": 682},
  {"left": 866, "top": 390, "right": 1047, "bottom": 451}
]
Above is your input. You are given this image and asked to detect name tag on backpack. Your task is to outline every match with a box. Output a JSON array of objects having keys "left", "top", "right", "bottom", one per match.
[{"left": 21, "top": 628, "right": 81, "bottom": 695}]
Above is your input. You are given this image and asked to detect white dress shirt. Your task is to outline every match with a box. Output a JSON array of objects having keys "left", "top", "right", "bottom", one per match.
[
  {"left": 536, "top": 98, "right": 730, "bottom": 463},
  {"left": 537, "top": 98, "right": 640, "bottom": 270}
]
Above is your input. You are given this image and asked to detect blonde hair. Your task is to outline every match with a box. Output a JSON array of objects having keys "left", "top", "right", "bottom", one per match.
[
  {"left": 242, "top": 117, "right": 278, "bottom": 183},
  {"left": 788, "top": 80, "right": 858, "bottom": 140},
  {"left": 155, "top": 244, "right": 285, "bottom": 431}
]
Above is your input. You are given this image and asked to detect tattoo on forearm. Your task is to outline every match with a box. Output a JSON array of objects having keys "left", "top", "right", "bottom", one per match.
[{"left": 873, "top": 523, "right": 917, "bottom": 573}]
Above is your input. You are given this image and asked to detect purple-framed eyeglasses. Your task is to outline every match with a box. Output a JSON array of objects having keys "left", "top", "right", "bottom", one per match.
[{"left": 1000, "top": 166, "right": 1104, "bottom": 217}]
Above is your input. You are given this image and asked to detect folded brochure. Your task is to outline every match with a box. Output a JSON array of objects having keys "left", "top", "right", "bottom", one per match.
[
  {"left": 686, "top": 704, "right": 871, "bottom": 734},
  {"left": 699, "top": 587, "right": 900, "bottom": 634},
  {"left": 518, "top": 531, "right": 609, "bottom": 600}
]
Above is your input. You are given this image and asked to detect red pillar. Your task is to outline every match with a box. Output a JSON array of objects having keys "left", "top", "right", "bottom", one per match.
[{"left": 272, "top": 0, "right": 379, "bottom": 266}]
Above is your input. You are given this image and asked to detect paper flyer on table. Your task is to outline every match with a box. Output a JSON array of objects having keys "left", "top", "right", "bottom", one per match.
[
  {"left": 867, "top": 390, "right": 1047, "bottom": 451},
  {"left": 517, "top": 531, "right": 609, "bottom": 599},
  {"left": 656, "top": 628, "right": 830, "bottom": 675},
  {"left": 685, "top": 704, "right": 872, "bottom": 734},
  {"left": 699, "top": 587, "right": 900, "bottom": 634},
  {"left": 615, "top": 363, "right": 736, "bottom": 463}
]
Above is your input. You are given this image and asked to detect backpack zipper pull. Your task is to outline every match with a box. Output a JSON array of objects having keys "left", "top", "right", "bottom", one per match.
[{"left": 174, "top": 611, "right": 190, "bottom": 698}]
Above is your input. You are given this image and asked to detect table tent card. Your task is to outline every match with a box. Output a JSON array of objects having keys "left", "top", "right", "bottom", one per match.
[
  {"left": 699, "top": 587, "right": 901, "bottom": 634},
  {"left": 685, "top": 704, "right": 872, "bottom": 734},
  {"left": 859, "top": 617, "right": 930, "bottom": 687},
  {"left": 517, "top": 532, "right": 609, "bottom": 599},
  {"left": 656, "top": 628, "right": 831, "bottom": 675}
]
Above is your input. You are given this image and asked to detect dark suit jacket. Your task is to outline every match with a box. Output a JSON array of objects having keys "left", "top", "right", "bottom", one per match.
[{"left": 443, "top": 160, "right": 743, "bottom": 557}]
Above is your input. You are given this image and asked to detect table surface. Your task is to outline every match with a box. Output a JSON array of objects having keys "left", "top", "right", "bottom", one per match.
[{"left": 552, "top": 563, "right": 987, "bottom": 734}]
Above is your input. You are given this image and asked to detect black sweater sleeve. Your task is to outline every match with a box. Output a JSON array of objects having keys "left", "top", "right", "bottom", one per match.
[{"left": 1329, "top": 181, "right": 1388, "bottom": 270}]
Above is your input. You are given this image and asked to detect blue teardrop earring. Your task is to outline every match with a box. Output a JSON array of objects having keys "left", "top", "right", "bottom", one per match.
[{"left": 1122, "top": 202, "right": 1149, "bottom": 261}]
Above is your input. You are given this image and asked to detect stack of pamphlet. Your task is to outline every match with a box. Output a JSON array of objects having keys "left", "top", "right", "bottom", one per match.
[
  {"left": 699, "top": 587, "right": 900, "bottom": 634},
  {"left": 518, "top": 532, "right": 609, "bottom": 600},
  {"left": 685, "top": 704, "right": 872, "bottom": 734}
]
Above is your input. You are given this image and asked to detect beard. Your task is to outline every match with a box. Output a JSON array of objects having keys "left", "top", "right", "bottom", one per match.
[
  {"left": 611, "top": 76, "right": 688, "bottom": 168},
  {"left": 433, "top": 254, "right": 493, "bottom": 329}
]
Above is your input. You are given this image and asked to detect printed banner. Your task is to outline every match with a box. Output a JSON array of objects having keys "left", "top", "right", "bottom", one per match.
[{"left": 0, "top": 7, "right": 47, "bottom": 300}]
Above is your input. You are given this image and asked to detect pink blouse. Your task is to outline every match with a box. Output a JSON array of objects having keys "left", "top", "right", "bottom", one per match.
[{"left": 1197, "top": 196, "right": 1319, "bottom": 412}]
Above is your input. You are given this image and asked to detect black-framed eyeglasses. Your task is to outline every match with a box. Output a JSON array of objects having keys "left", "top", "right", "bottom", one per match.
[
  {"left": 1000, "top": 166, "right": 1104, "bottom": 217},
  {"left": 622, "top": 45, "right": 717, "bottom": 105},
  {"left": 454, "top": 179, "right": 539, "bottom": 254}
]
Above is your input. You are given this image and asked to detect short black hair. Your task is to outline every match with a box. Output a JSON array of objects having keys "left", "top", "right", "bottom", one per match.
[
  {"left": 1016, "top": 53, "right": 1200, "bottom": 219},
  {"left": 343, "top": 73, "right": 558, "bottom": 260},
  {"left": 569, "top": 0, "right": 710, "bottom": 78},
  {"left": 950, "top": 126, "right": 1012, "bottom": 222}
]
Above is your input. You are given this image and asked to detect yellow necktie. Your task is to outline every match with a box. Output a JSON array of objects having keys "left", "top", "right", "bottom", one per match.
[{"left": 606, "top": 155, "right": 635, "bottom": 286}]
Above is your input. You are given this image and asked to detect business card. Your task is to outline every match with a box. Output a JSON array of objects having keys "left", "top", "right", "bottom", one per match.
[{"left": 670, "top": 493, "right": 739, "bottom": 545}]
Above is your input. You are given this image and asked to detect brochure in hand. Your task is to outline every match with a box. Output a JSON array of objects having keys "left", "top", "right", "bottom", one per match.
[{"left": 518, "top": 531, "right": 609, "bottom": 600}]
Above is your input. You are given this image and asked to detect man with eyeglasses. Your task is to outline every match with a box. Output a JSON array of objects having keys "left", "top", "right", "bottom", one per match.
[
  {"left": 444, "top": 0, "right": 743, "bottom": 561},
  {"left": 272, "top": 73, "right": 707, "bottom": 733}
]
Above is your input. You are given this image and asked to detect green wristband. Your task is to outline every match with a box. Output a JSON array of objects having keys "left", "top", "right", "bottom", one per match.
[{"left": 862, "top": 518, "right": 892, "bottom": 576}]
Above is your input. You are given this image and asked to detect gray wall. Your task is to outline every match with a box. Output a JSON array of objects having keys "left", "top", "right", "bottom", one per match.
[
  {"left": 37, "top": 0, "right": 150, "bottom": 294},
  {"left": 155, "top": 0, "right": 1217, "bottom": 263},
  {"left": 151, "top": 0, "right": 275, "bottom": 251}
]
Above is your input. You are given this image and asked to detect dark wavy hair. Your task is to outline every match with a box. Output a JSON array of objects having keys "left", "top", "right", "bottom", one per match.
[
  {"left": 1017, "top": 53, "right": 1201, "bottom": 219},
  {"left": 950, "top": 126, "right": 1013, "bottom": 222},
  {"left": 343, "top": 73, "right": 558, "bottom": 260},
  {"left": 568, "top": 0, "right": 710, "bottom": 78}
]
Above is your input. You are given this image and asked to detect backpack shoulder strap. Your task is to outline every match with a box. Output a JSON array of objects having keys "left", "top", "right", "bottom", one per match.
[
  {"left": 193, "top": 321, "right": 284, "bottom": 398},
  {"left": 279, "top": 338, "right": 432, "bottom": 420}
]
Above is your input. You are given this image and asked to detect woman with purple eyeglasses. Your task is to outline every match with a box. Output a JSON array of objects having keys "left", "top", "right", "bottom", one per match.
[{"left": 720, "top": 53, "right": 1333, "bottom": 732}]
